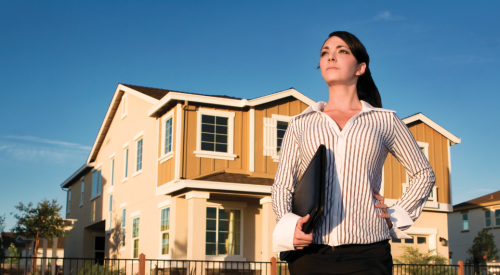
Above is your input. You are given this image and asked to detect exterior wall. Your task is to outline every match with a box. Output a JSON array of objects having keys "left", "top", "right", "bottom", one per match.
[
  {"left": 390, "top": 211, "right": 449, "bottom": 260},
  {"left": 157, "top": 106, "right": 177, "bottom": 186},
  {"left": 383, "top": 121, "right": 451, "bottom": 204},
  {"left": 254, "top": 98, "right": 309, "bottom": 177},
  {"left": 448, "top": 205, "right": 500, "bottom": 264}
]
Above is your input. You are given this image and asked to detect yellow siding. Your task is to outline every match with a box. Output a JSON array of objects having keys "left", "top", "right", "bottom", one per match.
[{"left": 384, "top": 121, "right": 451, "bottom": 204}]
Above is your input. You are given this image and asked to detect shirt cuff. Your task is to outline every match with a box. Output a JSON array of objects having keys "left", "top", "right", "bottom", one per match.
[
  {"left": 389, "top": 226, "right": 412, "bottom": 239},
  {"left": 272, "top": 212, "right": 301, "bottom": 252},
  {"left": 387, "top": 204, "right": 414, "bottom": 228}
]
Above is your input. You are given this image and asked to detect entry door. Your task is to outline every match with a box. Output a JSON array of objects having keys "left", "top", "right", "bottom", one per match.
[{"left": 94, "top": 236, "right": 105, "bottom": 265}]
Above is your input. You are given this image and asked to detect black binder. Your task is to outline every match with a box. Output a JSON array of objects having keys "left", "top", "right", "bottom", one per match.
[{"left": 279, "top": 144, "right": 327, "bottom": 262}]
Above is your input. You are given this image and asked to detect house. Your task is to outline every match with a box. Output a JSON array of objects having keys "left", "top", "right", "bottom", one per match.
[
  {"left": 384, "top": 113, "right": 461, "bottom": 261},
  {"left": 60, "top": 84, "right": 460, "bottom": 263},
  {"left": 1, "top": 232, "right": 65, "bottom": 266},
  {"left": 448, "top": 190, "right": 500, "bottom": 264}
]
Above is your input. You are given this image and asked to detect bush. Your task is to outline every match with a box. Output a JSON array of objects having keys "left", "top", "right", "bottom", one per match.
[
  {"left": 77, "top": 262, "right": 124, "bottom": 275},
  {"left": 393, "top": 246, "right": 456, "bottom": 275}
]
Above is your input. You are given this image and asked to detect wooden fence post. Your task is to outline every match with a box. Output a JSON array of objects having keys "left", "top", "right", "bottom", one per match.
[
  {"left": 457, "top": 260, "right": 464, "bottom": 275},
  {"left": 139, "top": 253, "right": 146, "bottom": 275},
  {"left": 271, "top": 257, "right": 277, "bottom": 275}
]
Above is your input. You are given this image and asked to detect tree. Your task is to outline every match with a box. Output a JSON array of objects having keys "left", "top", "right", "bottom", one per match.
[
  {"left": 394, "top": 246, "right": 454, "bottom": 275},
  {"left": 7, "top": 243, "right": 20, "bottom": 264},
  {"left": 11, "top": 199, "right": 69, "bottom": 271},
  {"left": 0, "top": 214, "right": 6, "bottom": 259},
  {"left": 467, "top": 229, "right": 499, "bottom": 263}
]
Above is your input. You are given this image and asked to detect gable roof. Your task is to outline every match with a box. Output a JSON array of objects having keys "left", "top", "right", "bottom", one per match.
[
  {"left": 122, "top": 84, "right": 242, "bottom": 101},
  {"left": 453, "top": 190, "right": 500, "bottom": 211},
  {"left": 402, "top": 113, "right": 461, "bottom": 145}
]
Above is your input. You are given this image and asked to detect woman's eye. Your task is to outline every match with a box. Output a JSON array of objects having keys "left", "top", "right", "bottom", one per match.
[
  {"left": 339, "top": 50, "right": 349, "bottom": 54},
  {"left": 321, "top": 51, "right": 328, "bottom": 57}
]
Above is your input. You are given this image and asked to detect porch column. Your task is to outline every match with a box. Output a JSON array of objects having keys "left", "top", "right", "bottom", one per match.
[
  {"left": 260, "top": 197, "right": 276, "bottom": 261},
  {"left": 51, "top": 238, "right": 58, "bottom": 275},
  {"left": 186, "top": 191, "right": 209, "bottom": 260}
]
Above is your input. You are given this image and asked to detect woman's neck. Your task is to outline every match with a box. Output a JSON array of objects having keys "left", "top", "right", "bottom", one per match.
[{"left": 323, "top": 84, "right": 362, "bottom": 112}]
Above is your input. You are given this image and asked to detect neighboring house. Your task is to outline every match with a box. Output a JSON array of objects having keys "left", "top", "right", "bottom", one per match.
[
  {"left": 1, "top": 232, "right": 65, "bottom": 265},
  {"left": 448, "top": 190, "right": 500, "bottom": 264},
  {"left": 60, "top": 84, "right": 460, "bottom": 263}
]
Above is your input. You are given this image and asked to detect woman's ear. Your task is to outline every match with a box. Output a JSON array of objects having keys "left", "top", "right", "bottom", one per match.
[{"left": 355, "top": 62, "right": 367, "bottom": 76}]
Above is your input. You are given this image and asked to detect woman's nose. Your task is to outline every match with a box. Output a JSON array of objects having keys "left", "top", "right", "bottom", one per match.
[{"left": 328, "top": 54, "right": 336, "bottom": 61}]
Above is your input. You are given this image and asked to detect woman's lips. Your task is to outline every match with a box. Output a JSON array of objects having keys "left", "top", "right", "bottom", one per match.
[{"left": 326, "top": 67, "right": 338, "bottom": 70}]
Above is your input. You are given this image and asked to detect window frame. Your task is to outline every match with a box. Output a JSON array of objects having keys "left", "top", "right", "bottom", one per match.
[
  {"left": 122, "top": 142, "right": 130, "bottom": 182},
  {"left": 120, "top": 207, "right": 126, "bottom": 250},
  {"left": 133, "top": 131, "right": 144, "bottom": 177},
  {"left": 205, "top": 204, "right": 244, "bottom": 261},
  {"left": 107, "top": 194, "right": 113, "bottom": 231},
  {"left": 121, "top": 94, "right": 128, "bottom": 120},
  {"left": 80, "top": 178, "right": 84, "bottom": 207},
  {"left": 131, "top": 216, "right": 140, "bottom": 258},
  {"left": 263, "top": 114, "right": 292, "bottom": 162},
  {"left": 67, "top": 188, "right": 71, "bottom": 214},
  {"left": 194, "top": 108, "right": 237, "bottom": 161},
  {"left": 159, "top": 207, "right": 170, "bottom": 257},
  {"left": 485, "top": 210, "right": 492, "bottom": 228},
  {"left": 159, "top": 109, "right": 175, "bottom": 163},
  {"left": 91, "top": 164, "right": 102, "bottom": 201},
  {"left": 417, "top": 141, "right": 429, "bottom": 159},
  {"left": 495, "top": 209, "right": 500, "bottom": 227},
  {"left": 462, "top": 212, "right": 469, "bottom": 231}
]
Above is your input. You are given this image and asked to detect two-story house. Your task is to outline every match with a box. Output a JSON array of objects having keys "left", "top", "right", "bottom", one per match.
[
  {"left": 448, "top": 190, "right": 500, "bottom": 264},
  {"left": 60, "top": 84, "right": 460, "bottom": 263}
]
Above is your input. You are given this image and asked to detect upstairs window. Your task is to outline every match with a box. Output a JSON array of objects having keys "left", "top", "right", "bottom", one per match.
[
  {"left": 123, "top": 146, "right": 129, "bottom": 179},
  {"left": 462, "top": 213, "right": 469, "bottom": 230},
  {"left": 91, "top": 169, "right": 102, "bottom": 199},
  {"left": 67, "top": 189, "right": 71, "bottom": 214},
  {"left": 264, "top": 114, "right": 291, "bottom": 162},
  {"left": 110, "top": 158, "right": 115, "bottom": 186},
  {"left": 136, "top": 138, "right": 143, "bottom": 172},
  {"left": 121, "top": 94, "right": 128, "bottom": 119},
  {"left": 496, "top": 209, "right": 500, "bottom": 227},
  {"left": 160, "top": 110, "right": 175, "bottom": 163},
  {"left": 417, "top": 141, "right": 429, "bottom": 160},
  {"left": 195, "top": 109, "right": 236, "bottom": 160},
  {"left": 485, "top": 210, "right": 492, "bottom": 228},
  {"left": 80, "top": 179, "right": 85, "bottom": 206}
]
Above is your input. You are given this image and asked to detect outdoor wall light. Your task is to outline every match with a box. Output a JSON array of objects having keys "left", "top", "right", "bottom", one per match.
[{"left": 439, "top": 237, "right": 448, "bottom": 246}]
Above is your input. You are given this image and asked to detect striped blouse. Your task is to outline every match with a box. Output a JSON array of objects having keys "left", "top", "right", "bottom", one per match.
[{"left": 271, "top": 100, "right": 435, "bottom": 250}]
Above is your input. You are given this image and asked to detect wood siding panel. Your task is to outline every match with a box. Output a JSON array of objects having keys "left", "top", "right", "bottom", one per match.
[{"left": 254, "top": 108, "right": 266, "bottom": 174}]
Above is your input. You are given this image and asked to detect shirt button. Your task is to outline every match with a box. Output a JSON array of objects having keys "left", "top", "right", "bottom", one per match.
[
  {"left": 335, "top": 194, "right": 339, "bottom": 198},
  {"left": 333, "top": 215, "right": 337, "bottom": 219}
]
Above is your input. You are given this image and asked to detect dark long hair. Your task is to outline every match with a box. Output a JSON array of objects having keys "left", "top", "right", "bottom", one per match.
[{"left": 323, "top": 31, "right": 382, "bottom": 108}]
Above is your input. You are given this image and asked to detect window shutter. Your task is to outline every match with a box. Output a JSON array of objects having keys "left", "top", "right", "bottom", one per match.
[{"left": 263, "top": 117, "right": 277, "bottom": 157}]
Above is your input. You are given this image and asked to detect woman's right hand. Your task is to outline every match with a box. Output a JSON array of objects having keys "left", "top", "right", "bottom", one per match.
[{"left": 293, "top": 214, "right": 313, "bottom": 249}]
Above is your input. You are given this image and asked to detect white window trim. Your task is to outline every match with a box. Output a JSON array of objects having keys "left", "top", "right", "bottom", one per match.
[
  {"left": 485, "top": 210, "right": 493, "bottom": 228},
  {"left": 67, "top": 188, "right": 71, "bottom": 214},
  {"left": 495, "top": 209, "right": 500, "bottom": 227},
  {"left": 194, "top": 108, "right": 237, "bottom": 161},
  {"left": 120, "top": 207, "right": 127, "bottom": 250},
  {"left": 462, "top": 213, "right": 469, "bottom": 231},
  {"left": 132, "top": 216, "right": 140, "bottom": 259},
  {"left": 417, "top": 141, "right": 429, "bottom": 159},
  {"left": 91, "top": 167, "right": 103, "bottom": 201},
  {"left": 159, "top": 109, "right": 175, "bottom": 163},
  {"left": 264, "top": 114, "right": 292, "bottom": 163},
  {"left": 121, "top": 94, "right": 128, "bottom": 120},
  {"left": 158, "top": 207, "right": 171, "bottom": 259},
  {"left": 107, "top": 194, "right": 114, "bottom": 231},
  {"left": 205, "top": 203, "right": 246, "bottom": 261},
  {"left": 109, "top": 153, "right": 115, "bottom": 187},
  {"left": 80, "top": 178, "right": 85, "bottom": 207},
  {"left": 134, "top": 133, "right": 144, "bottom": 174},
  {"left": 122, "top": 145, "right": 130, "bottom": 183}
]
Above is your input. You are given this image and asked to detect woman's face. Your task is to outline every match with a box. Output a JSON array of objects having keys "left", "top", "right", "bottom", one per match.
[{"left": 319, "top": 36, "right": 366, "bottom": 86}]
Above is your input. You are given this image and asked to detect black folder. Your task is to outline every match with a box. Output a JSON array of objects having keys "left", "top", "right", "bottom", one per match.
[{"left": 280, "top": 144, "right": 327, "bottom": 262}]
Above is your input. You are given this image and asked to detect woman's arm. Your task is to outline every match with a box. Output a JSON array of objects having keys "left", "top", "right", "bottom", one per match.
[
  {"left": 271, "top": 118, "right": 312, "bottom": 252},
  {"left": 385, "top": 113, "right": 436, "bottom": 231}
]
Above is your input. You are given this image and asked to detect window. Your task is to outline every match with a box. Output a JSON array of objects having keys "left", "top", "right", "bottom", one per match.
[
  {"left": 404, "top": 236, "right": 414, "bottom": 244},
  {"left": 462, "top": 213, "right": 469, "bottom": 230},
  {"left": 80, "top": 179, "right": 85, "bottom": 206},
  {"left": 417, "top": 141, "right": 429, "bottom": 159},
  {"left": 391, "top": 238, "right": 401, "bottom": 243},
  {"left": 121, "top": 209, "right": 126, "bottom": 247},
  {"left": 276, "top": 121, "right": 289, "bottom": 154},
  {"left": 164, "top": 118, "right": 173, "bottom": 155},
  {"left": 91, "top": 169, "right": 102, "bottom": 199},
  {"left": 108, "top": 195, "right": 113, "bottom": 230},
  {"left": 201, "top": 115, "right": 228, "bottom": 153},
  {"left": 132, "top": 217, "right": 140, "bottom": 258},
  {"left": 206, "top": 207, "right": 241, "bottom": 256},
  {"left": 160, "top": 208, "right": 170, "bottom": 255},
  {"left": 485, "top": 210, "right": 492, "bottom": 228},
  {"left": 124, "top": 147, "right": 129, "bottom": 179},
  {"left": 496, "top": 209, "right": 500, "bottom": 227},
  {"left": 428, "top": 187, "right": 437, "bottom": 201},
  {"left": 136, "top": 138, "right": 143, "bottom": 172},
  {"left": 110, "top": 158, "right": 115, "bottom": 186},
  {"left": 417, "top": 237, "right": 426, "bottom": 244},
  {"left": 263, "top": 114, "right": 291, "bottom": 162},
  {"left": 195, "top": 109, "right": 236, "bottom": 160},
  {"left": 67, "top": 189, "right": 71, "bottom": 214}
]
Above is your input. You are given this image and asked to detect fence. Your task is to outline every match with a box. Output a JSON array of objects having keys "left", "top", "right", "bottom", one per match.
[{"left": 1, "top": 256, "right": 495, "bottom": 275}]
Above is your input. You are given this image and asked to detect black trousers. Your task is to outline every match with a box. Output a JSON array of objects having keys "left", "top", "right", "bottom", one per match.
[{"left": 287, "top": 240, "right": 393, "bottom": 275}]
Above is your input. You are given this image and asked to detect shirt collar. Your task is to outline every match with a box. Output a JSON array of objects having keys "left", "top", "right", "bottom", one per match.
[{"left": 301, "top": 100, "right": 395, "bottom": 115}]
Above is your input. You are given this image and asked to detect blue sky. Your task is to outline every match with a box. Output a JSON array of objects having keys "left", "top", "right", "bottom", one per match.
[{"left": 1, "top": 1, "right": 499, "bottom": 229}]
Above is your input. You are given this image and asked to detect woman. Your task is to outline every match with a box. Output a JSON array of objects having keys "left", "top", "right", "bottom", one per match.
[{"left": 271, "top": 31, "right": 435, "bottom": 275}]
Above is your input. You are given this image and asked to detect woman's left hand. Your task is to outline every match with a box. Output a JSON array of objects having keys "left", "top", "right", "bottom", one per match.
[{"left": 373, "top": 188, "right": 393, "bottom": 230}]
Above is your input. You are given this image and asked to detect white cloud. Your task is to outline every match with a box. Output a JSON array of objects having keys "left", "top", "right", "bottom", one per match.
[
  {"left": 3, "top": 135, "right": 91, "bottom": 151},
  {"left": 374, "top": 11, "right": 405, "bottom": 21}
]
